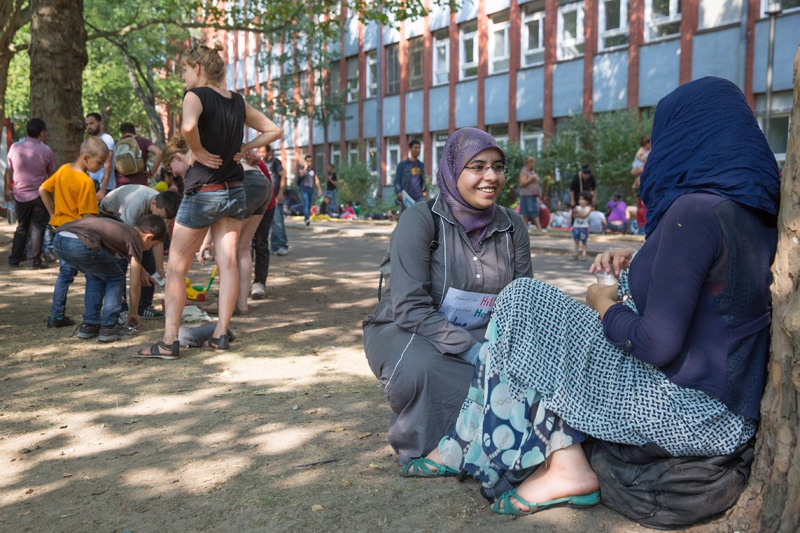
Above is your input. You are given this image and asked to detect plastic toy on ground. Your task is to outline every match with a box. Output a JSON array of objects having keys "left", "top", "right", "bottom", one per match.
[{"left": 185, "top": 265, "right": 218, "bottom": 302}]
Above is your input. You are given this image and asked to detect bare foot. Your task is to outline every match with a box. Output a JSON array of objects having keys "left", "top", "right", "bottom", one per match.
[
  {"left": 498, "top": 444, "right": 600, "bottom": 513},
  {"left": 426, "top": 447, "right": 442, "bottom": 465}
]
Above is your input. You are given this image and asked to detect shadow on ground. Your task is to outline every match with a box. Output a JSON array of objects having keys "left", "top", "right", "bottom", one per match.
[{"left": 0, "top": 224, "right": 704, "bottom": 532}]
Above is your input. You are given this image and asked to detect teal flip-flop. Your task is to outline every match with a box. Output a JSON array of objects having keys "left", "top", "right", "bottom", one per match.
[
  {"left": 400, "top": 457, "right": 459, "bottom": 478},
  {"left": 491, "top": 488, "right": 601, "bottom": 516}
]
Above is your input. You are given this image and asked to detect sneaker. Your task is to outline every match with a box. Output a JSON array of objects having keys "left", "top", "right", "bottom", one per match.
[
  {"left": 139, "top": 306, "right": 165, "bottom": 320},
  {"left": 97, "top": 324, "right": 138, "bottom": 343},
  {"left": 76, "top": 323, "right": 100, "bottom": 339},
  {"left": 305, "top": 220, "right": 310, "bottom": 226},
  {"left": 117, "top": 310, "right": 129, "bottom": 326},
  {"left": 250, "top": 282, "right": 266, "bottom": 300},
  {"left": 47, "top": 315, "right": 75, "bottom": 328},
  {"left": 275, "top": 247, "right": 289, "bottom": 256},
  {"left": 27, "top": 261, "right": 51, "bottom": 270}
]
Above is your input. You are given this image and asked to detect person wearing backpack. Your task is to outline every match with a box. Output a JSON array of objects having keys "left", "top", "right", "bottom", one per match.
[
  {"left": 416, "top": 78, "right": 779, "bottom": 526},
  {"left": 363, "top": 128, "right": 532, "bottom": 470},
  {"left": 116, "top": 123, "right": 162, "bottom": 187}
]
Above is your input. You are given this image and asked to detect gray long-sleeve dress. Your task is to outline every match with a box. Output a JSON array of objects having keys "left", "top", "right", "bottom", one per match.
[{"left": 363, "top": 196, "right": 532, "bottom": 465}]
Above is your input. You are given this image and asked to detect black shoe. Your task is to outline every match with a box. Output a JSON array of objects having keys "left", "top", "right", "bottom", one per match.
[
  {"left": 27, "top": 261, "right": 50, "bottom": 270},
  {"left": 47, "top": 315, "right": 75, "bottom": 328},
  {"left": 76, "top": 323, "right": 100, "bottom": 339},
  {"left": 98, "top": 324, "right": 138, "bottom": 343},
  {"left": 139, "top": 306, "right": 165, "bottom": 319}
]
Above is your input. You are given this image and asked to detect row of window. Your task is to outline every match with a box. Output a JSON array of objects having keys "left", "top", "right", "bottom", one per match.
[
  {"left": 330, "top": 0, "right": 757, "bottom": 102},
  {"left": 240, "top": 1, "right": 798, "bottom": 103}
]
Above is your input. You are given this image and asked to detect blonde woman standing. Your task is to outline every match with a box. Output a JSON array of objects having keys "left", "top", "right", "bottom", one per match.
[{"left": 136, "top": 42, "right": 280, "bottom": 359}]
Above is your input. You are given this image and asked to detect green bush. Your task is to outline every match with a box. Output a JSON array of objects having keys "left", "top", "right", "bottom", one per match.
[
  {"left": 337, "top": 162, "right": 376, "bottom": 207},
  {"left": 592, "top": 109, "right": 654, "bottom": 204},
  {"left": 537, "top": 110, "right": 654, "bottom": 207},
  {"left": 496, "top": 141, "right": 528, "bottom": 208}
]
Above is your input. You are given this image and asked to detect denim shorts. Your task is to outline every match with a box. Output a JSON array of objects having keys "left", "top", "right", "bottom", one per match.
[
  {"left": 243, "top": 170, "right": 272, "bottom": 218},
  {"left": 572, "top": 227, "right": 590, "bottom": 243},
  {"left": 519, "top": 195, "right": 539, "bottom": 218},
  {"left": 176, "top": 187, "right": 246, "bottom": 229}
]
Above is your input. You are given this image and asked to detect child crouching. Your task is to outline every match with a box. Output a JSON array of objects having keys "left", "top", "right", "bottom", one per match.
[{"left": 53, "top": 214, "right": 167, "bottom": 342}]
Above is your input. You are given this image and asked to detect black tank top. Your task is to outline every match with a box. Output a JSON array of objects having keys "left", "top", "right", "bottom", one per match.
[{"left": 183, "top": 87, "right": 245, "bottom": 193}]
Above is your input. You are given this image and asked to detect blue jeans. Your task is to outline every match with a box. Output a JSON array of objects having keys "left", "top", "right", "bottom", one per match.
[
  {"left": 44, "top": 225, "right": 54, "bottom": 254},
  {"left": 53, "top": 234, "right": 127, "bottom": 327},
  {"left": 325, "top": 189, "right": 337, "bottom": 209},
  {"left": 300, "top": 187, "right": 314, "bottom": 222},
  {"left": 50, "top": 252, "right": 80, "bottom": 319},
  {"left": 270, "top": 202, "right": 288, "bottom": 251}
]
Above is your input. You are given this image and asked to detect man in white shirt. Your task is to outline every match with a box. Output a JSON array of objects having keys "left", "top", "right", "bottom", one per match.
[{"left": 85, "top": 113, "right": 116, "bottom": 201}]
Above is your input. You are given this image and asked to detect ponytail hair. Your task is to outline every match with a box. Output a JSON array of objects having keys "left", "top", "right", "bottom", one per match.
[{"left": 162, "top": 133, "right": 190, "bottom": 167}]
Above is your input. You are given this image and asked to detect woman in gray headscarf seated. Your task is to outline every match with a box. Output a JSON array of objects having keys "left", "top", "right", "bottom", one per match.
[{"left": 363, "top": 128, "right": 532, "bottom": 471}]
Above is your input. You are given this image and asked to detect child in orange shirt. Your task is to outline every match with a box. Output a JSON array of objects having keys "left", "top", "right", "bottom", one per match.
[{"left": 39, "top": 137, "right": 108, "bottom": 328}]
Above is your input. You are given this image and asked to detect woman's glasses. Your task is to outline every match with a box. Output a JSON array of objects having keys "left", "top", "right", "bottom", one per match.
[{"left": 464, "top": 164, "right": 508, "bottom": 176}]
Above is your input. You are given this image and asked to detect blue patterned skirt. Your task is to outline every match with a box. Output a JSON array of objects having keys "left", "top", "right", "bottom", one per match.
[{"left": 437, "top": 277, "right": 756, "bottom": 489}]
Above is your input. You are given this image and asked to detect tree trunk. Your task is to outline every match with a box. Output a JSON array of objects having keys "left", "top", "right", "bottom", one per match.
[
  {"left": 0, "top": 52, "right": 11, "bottom": 125},
  {"left": 721, "top": 46, "right": 800, "bottom": 533},
  {"left": 29, "top": 0, "right": 87, "bottom": 166}
]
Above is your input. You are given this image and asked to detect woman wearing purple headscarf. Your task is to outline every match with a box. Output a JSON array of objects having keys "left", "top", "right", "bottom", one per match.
[{"left": 363, "top": 128, "right": 532, "bottom": 469}]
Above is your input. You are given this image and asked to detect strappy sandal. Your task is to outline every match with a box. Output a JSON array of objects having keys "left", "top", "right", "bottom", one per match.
[
  {"left": 490, "top": 488, "right": 601, "bottom": 516},
  {"left": 400, "top": 457, "right": 459, "bottom": 478},
  {"left": 203, "top": 335, "right": 230, "bottom": 350},
  {"left": 135, "top": 340, "right": 179, "bottom": 360}
]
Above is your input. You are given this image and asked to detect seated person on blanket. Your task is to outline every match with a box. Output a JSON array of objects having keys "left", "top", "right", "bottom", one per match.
[
  {"left": 363, "top": 127, "right": 532, "bottom": 469},
  {"left": 53, "top": 214, "right": 167, "bottom": 342},
  {"left": 412, "top": 77, "right": 780, "bottom": 518}
]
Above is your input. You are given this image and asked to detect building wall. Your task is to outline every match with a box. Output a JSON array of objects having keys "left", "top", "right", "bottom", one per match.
[
  {"left": 221, "top": 0, "right": 799, "bottom": 188},
  {"left": 593, "top": 50, "right": 628, "bottom": 113}
]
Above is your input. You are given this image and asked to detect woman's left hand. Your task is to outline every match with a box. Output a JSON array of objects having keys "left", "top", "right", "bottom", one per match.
[
  {"left": 193, "top": 148, "right": 222, "bottom": 169},
  {"left": 586, "top": 283, "right": 619, "bottom": 320},
  {"left": 196, "top": 242, "right": 212, "bottom": 265}
]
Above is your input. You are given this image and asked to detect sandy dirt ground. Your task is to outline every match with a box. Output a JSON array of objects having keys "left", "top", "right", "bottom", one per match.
[{"left": 0, "top": 219, "right": 712, "bottom": 532}]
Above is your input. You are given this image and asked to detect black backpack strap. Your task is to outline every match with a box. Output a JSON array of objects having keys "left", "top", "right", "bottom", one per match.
[
  {"left": 427, "top": 198, "right": 440, "bottom": 251},
  {"left": 377, "top": 199, "right": 440, "bottom": 302}
]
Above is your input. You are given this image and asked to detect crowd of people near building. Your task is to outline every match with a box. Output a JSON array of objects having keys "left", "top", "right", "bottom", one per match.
[{"left": 1, "top": 39, "right": 781, "bottom": 528}]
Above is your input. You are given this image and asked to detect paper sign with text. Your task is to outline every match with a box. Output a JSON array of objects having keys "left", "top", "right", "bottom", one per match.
[{"left": 438, "top": 287, "right": 498, "bottom": 330}]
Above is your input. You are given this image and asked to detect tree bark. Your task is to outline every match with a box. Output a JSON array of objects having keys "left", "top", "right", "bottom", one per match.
[
  {"left": 29, "top": 0, "right": 87, "bottom": 166},
  {"left": 720, "top": 46, "right": 800, "bottom": 533}
]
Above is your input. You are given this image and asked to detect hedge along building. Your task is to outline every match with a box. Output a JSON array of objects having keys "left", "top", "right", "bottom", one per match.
[{"left": 209, "top": 0, "right": 798, "bottom": 200}]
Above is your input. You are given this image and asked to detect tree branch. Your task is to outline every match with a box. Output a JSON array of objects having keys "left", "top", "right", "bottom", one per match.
[{"left": 85, "top": 7, "right": 308, "bottom": 43}]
